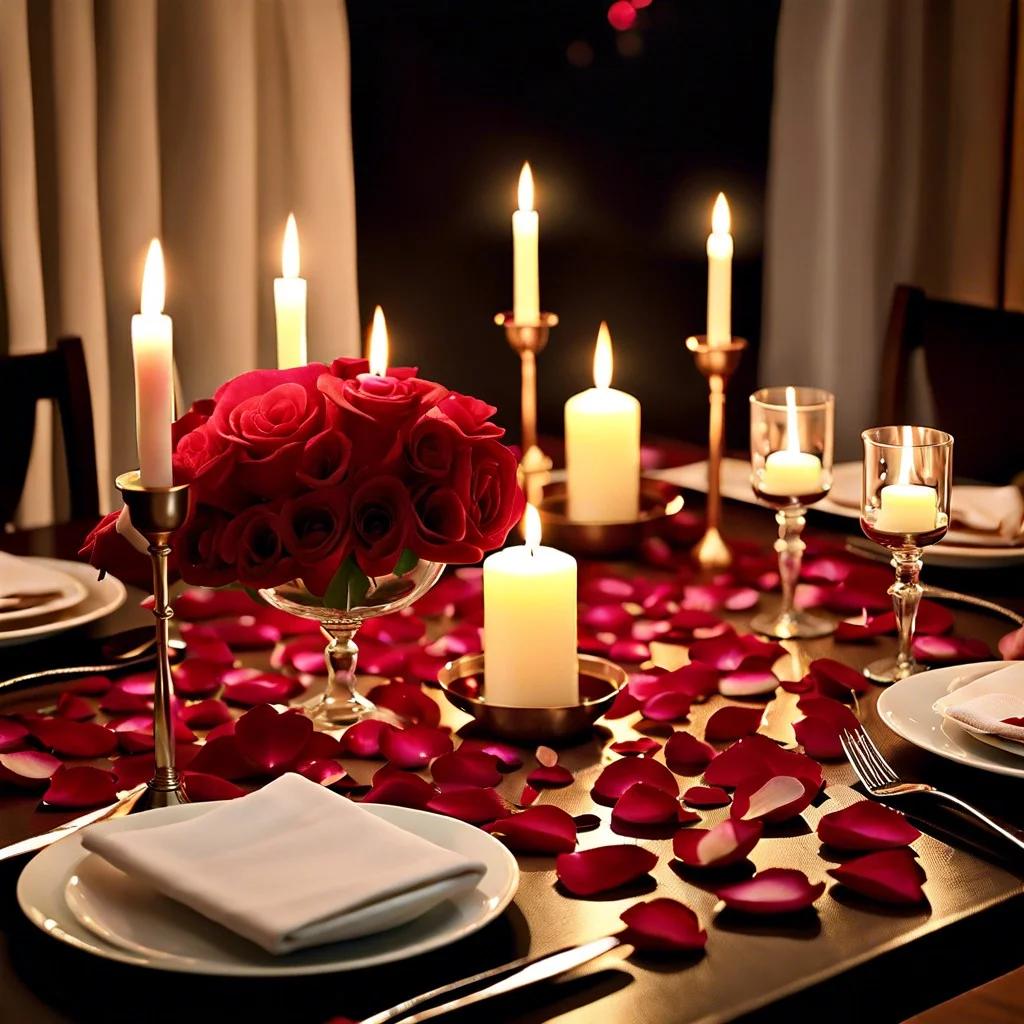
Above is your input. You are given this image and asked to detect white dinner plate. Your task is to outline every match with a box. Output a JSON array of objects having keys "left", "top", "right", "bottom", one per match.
[
  {"left": 877, "top": 661, "right": 1024, "bottom": 778},
  {"left": 0, "top": 560, "right": 87, "bottom": 624},
  {"left": 18, "top": 801, "right": 520, "bottom": 976},
  {"left": 0, "top": 558, "right": 126, "bottom": 648}
]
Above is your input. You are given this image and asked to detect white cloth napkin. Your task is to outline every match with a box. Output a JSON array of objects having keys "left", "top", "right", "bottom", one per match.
[
  {"left": 0, "top": 551, "right": 78, "bottom": 609},
  {"left": 82, "top": 774, "right": 487, "bottom": 955},
  {"left": 933, "top": 663, "right": 1024, "bottom": 743}
]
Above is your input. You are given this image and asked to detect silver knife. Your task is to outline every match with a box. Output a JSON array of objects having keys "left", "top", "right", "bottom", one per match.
[
  {"left": 0, "top": 784, "right": 147, "bottom": 862},
  {"left": 361, "top": 935, "right": 623, "bottom": 1024}
]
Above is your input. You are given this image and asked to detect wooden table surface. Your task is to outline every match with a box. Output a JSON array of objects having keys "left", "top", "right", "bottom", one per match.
[{"left": 1, "top": 502, "right": 1023, "bottom": 1024}]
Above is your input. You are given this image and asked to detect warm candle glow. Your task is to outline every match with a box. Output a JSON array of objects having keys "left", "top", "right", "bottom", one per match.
[
  {"left": 712, "top": 192, "right": 730, "bottom": 235},
  {"left": 368, "top": 305, "right": 389, "bottom": 376},
  {"left": 524, "top": 503, "right": 541, "bottom": 554},
  {"left": 518, "top": 162, "right": 534, "bottom": 213},
  {"left": 897, "top": 425, "right": 913, "bottom": 486},
  {"left": 785, "top": 386, "right": 800, "bottom": 453},
  {"left": 593, "top": 322, "right": 613, "bottom": 390},
  {"left": 282, "top": 213, "right": 300, "bottom": 279},
  {"left": 140, "top": 239, "right": 165, "bottom": 315}
]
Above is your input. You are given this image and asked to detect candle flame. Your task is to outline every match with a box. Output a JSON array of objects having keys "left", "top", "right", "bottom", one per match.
[
  {"left": 785, "top": 386, "right": 800, "bottom": 453},
  {"left": 518, "top": 162, "right": 534, "bottom": 213},
  {"left": 712, "top": 192, "right": 730, "bottom": 235},
  {"left": 593, "top": 321, "right": 613, "bottom": 389},
  {"left": 140, "top": 239, "right": 165, "bottom": 315},
  {"left": 282, "top": 213, "right": 300, "bottom": 279},
  {"left": 524, "top": 503, "right": 541, "bottom": 553},
  {"left": 897, "top": 424, "right": 914, "bottom": 486},
  {"left": 368, "top": 305, "right": 389, "bottom": 376}
]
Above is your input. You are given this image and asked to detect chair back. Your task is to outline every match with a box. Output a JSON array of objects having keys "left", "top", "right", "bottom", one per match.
[
  {"left": 879, "top": 285, "right": 1024, "bottom": 483},
  {"left": 0, "top": 336, "right": 100, "bottom": 524}
]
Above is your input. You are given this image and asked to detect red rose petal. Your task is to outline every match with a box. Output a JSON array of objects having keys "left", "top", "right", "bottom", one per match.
[
  {"left": 817, "top": 800, "right": 921, "bottom": 851},
  {"left": 338, "top": 719, "right": 394, "bottom": 758},
  {"left": 526, "top": 764, "right": 575, "bottom": 787},
  {"left": 0, "top": 750, "right": 62, "bottom": 787},
  {"left": 792, "top": 717, "right": 845, "bottom": 760},
  {"left": 430, "top": 750, "right": 502, "bottom": 788},
  {"left": 580, "top": 575, "right": 636, "bottom": 605},
  {"left": 797, "top": 695, "right": 860, "bottom": 732},
  {"left": 801, "top": 556, "right": 857, "bottom": 584},
  {"left": 185, "top": 636, "right": 237, "bottom": 666},
  {"left": 704, "top": 706, "right": 764, "bottom": 742},
  {"left": 206, "top": 721, "right": 236, "bottom": 742},
  {"left": 719, "top": 670, "right": 779, "bottom": 698},
  {"left": 0, "top": 717, "right": 30, "bottom": 752},
  {"left": 808, "top": 658, "right": 873, "bottom": 700},
  {"left": 683, "top": 785, "right": 730, "bottom": 808},
  {"left": 641, "top": 690, "right": 693, "bottom": 722},
  {"left": 632, "top": 620, "right": 672, "bottom": 644},
  {"left": 234, "top": 704, "right": 313, "bottom": 773},
  {"left": 99, "top": 684, "right": 152, "bottom": 714},
  {"left": 827, "top": 848, "right": 927, "bottom": 905},
  {"left": 780, "top": 675, "right": 816, "bottom": 694},
  {"left": 717, "top": 867, "right": 825, "bottom": 914},
  {"left": 610, "top": 738, "right": 663, "bottom": 757},
  {"left": 379, "top": 724, "right": 453, "bottom": 770},
  {"left": 660, "top": 663, "right": 722, "bottom": 700},
  {"left": 182, "top": 771, "right": 246, "bottom": 801},
  {"left": 426, "top": 786, "right": 507, "bottom": 824},
  {"left": 578, "top": 632, "right": 612, "bottom": 657},
  {"left": 179, "top": 699, "right": 233, "bottom": 730},
  {"left": 180, "top": 619, "right": 281, "bottom": 651},
  {"left": 109, "top": 744, "right": 200, "bottom": 788},
  {"left": 355, "top": 641, "right": 410, "bottom": 678},
  {"left": 250, "top": 606, "right": 323, "bottom": 637},
  {"left": 55, "top": 693, "right": 96, "bottom": 721},
  {"left": 911, "top": 600, "right": 954, "bottom": 636},
  {"left": 641, "top": 535, "right": 682, "bottom": 567},
  {"left": 188, "top": 734, "right": 260, "bottom": 780},
  {"left": 271, "top": 635, "right": 327, "bottom": 675},
  {"left": 482, "top": 805, "right": 577, "bottom": 854},
  {"left": 593, "top": 755, "right": 679, "bottom": 802},
  {"left": 556, "top": 844, "right": 658, "bottom": 896},
  {"left": 668, "top": 609, "right": 725, "bottom": 634},
  {"left": 730, "top": 774, "right": 817, "bottom": 824},
  {"left": 221, "top": 670, "right": 302, "bottom": 707},
  {"left": 71, "top": 675, "right": 113, "bottom": 695},
  {"left": 826, "top": 566, "right": 893, "bottom": 613},
  {"left": 405, "top": 650, "right": 451, "bottom": 683},
  {"left": 620, "top": 898, "right": 708, "bottom": 952},
  {"left": 43, "top": 765, "right": 119, "bottom": 808},
  {"left": 289, "top": 758, "right": 349, "bottom": 787},
  {"left": 174, "top": 588, "right": 258, "bottom": 620},
  {"left": 663, "top": 731, "right": 717, "bottom": 775},
  {"left": 628, "top": 669, "right": 669, "bottom": 703},
  {"left": 172, "top": 659, "right": 226, "bottom": 698},
  {"left": 689, "top": 630, "right": 782, "bottom": 672},
  {"left": 703, "top": 735, "right": 823, "bottom": 789},
  {"left": 24, "top": 717, "right": 117, "bottom": 758},
  {"left": 360, "top": 612, "right": 427, "bottom": 645},
  {"left": 424, "top": 624, "right": 482, "bottom": 659},
  {"left": 366, "top": 682, "right": 441, "bottom": 728},
  {"left": 582, "top": 604, "right": 635, "bottom": 635},
  {"left": 912, "top": 635, "right": 991, "bottom": 664},
  {"left": 297, "top": 731, "right": 344, "bottom": 761},
  {"left": 612, "top": 782, "right": 688, "bottom": 825},
  {"left": 456, "top": 739, "right": 523, "bottom": 770},
  {"left": 111, "top": 715, "right": 197, "bottom": 754},
  {"left": 361, "top": 773, "right": 437, "bottom": 810},
  {"left": 609, "top": 640, "right": 651, "bottom": 663},
  {"left": 603, "top": 690, "right": 642, "bottom": 720},
  {"left": 998, "top": 625, "right": 1024, "bottom": 660}
]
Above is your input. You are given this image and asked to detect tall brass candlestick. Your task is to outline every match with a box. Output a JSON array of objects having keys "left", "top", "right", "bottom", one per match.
[
  {"left": 495, "top": 311, "right": 558, "bottom": 457},
  {"left": 116, "top": 471, "right": 191, "bottom": 812},
  {"left": 686, "top": 335, "right": 747, "bottom": 569}
]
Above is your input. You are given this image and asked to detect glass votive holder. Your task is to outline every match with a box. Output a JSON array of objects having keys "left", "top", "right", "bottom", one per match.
[
  {"left": 749, "top": 386, "right": 835, "bottom": 639},
  {"left": 861, "top": 425, "right": 953, "bottom": 683}
]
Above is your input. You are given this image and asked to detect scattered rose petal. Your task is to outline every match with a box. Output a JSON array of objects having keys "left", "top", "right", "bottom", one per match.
[
  {"left": 612, "top": 783, "right": 691, "bottom": 826},
  {"left": 999, "top": 625, "right": 1024, "bottom": 661},
  {"left": 719, "top": 669, "right": 779, "bottom": 698},
  {"left": 681, "top": 585, "right": 758, "bottom": 613},
  {"left": 221, "top": 669, "right": 303, "bottom": 707},
  {"left": 455, "top": 739, "right": 523, "bottom": 770},
  {"left": 184, "top": 636, "right": 236, "bottom": 666},
  {"left": 663, "top": 731, "right": 717, "bottom": 775},
  {"left": 826, "top": 566, "right": 893, "bottom": 613},
  {"left": 641, "top": 690, "right": 693, "bottom": 722},
  {"left": 792, "top": 717, "right": 846, "bottom": 760},
  {"left": 519, "top": 783, "right": 540, "bottom": 807},
  {"left": 250, "top": 606, "right": 323, "bottom": 637},
  {"left": 354, "top": 641, "right": 410, "bottom": 678},
  {"left": 578, "top": 632, "right": 612, "bottom": 657},
  {"left": 430, "top": 750, "right": 502, "bottom": 788},
  {"left": 360, "top": 612, "right": 427, "bottom": 645},
  {"left": 0, "top": 717, "right": 29, "bottom": 753},
  {"left": 71, "top": 675, "right": 113, "bottom": 695},
  {"left": 526, "top": 764, "right": 575, "bottom": 787},
  {"left": 366, "top": 682, "right": 441, "bottom": 728},
  {"left": 181, "top": 619, "right": 281, "bottom": 651},
  {"left": 426, "top": 786, "right": 507, "bottom": 824},
  {"left": 300, "top": 732, "right": 344, "bottom": 761},
  {"left": 912, "top": 636, "right": 991, "bottom": 664},
  {"left": 801, "top": 556, "right": 856, "bottom": 584},
  {"left": 110, "top": 744, "right": 200, "bottom": 788},
  {"left": 582, "top": 604, "right": 635, "bottom": 635},
  {"left": 620, "top": 898, "right": 707, "bottom": 952},
  {"left": 610, "top": 738, "right": 662, "bottom": 757},
  {"left": 632, "top": 620, "right": 672, "bottom": 643},
  {"left": 405, "top": 650, "right": 451, "bottom": 683},
  {"left": 657, "top": 663, "right": 722, "bottom": 700},
  {"left": 683, "top": 785, "right": 730, "bottom": 808},
  {"left": 717, "top": 868, "right": 825, "bottom": 914},
  {"left": 361, "top": 773, "right": 437, "bottom": 810},
  {"left": 0, "top": 750, "right": 62, "bottom": 787},
  {"left": 603, "top": 690, "right": 642, "bottom": 720},
  {"left": 182, "top": 772, "right": 246, "bottom": 801},
  {"left": 379, "top": 724, "right": 453, "bottom": 770},
  {"left": 483, "top": 805, "right": 577, "bottom": 854},
  {"left": 817, "top": 801, "right": 921, "bottom": 851},
  {"left": 24, "top": 718, "right": 117, "bottom": 758},
  {"left": 689, "top": 630, "right": 781, "bottom": 672},
  {"left": 703, "top": 735, "right": 822, "bottom": 790},
  {"left": 556, "top": 844, "right": 658, "bottom": 896},
  {"left": 272, "top": 636, "right": 328, "bottom": 675},
  {"left": 187, "top": 734, "right": 260, "bottom": 780},
  {"left": 172, "top": 658, "right": 226, "bottom": 698},
  {"left": 704, "top": 706, "right": 764, "bottom": 742},
  {"left": 628, "top": 669, "right": 670, "bottom": 703},
  {"left": 289, "top": 758, "right": 349, "bottom": 787},
  {"left": 338, "top": 720, "right": 394, "bottom": 758},
  {"left": 827, "top": 848, "right": 926, "bottom": 905},
  {"left": 609, "top": 640, "right": 651, "bottom": 663},
  {"left": 179, "top": 699, "right": 233, "bottom": 730},
  {"left": 111, "top": 715, "right": 196, "bottom": 754},
  {"left": 424, "top": 624, "right": 482, "bottom": 659},
  {"left": 580, "top": 575, "right": 636, "bottom": 605},
  {"left": 668, "top": 609, "right": 725, "bottom": 635},
  {"left": 593, "top": 756, "right": 679, "bottom": 802},
  {"left": 234, "top": 704, "right": 313, "bottom": 773},
  {"left": 206, "top": 721, "right": 236, "bottom": 742},
  {"left": 43, "top": 765, "right": 118, "bottom": 808},
  {"left": 55, "top": 693, "right": 96, "bottom": 721},
  {"left": 536, "top": 745, "right": 558, "bottom": 768},
  {"left": 730, "top": 774, "right": 817, "bottom": 824},
  {"left": 99, "top": 684, "right": 152, "bottom": 714},
  {"left": 174, "top": 588, "right": 258, "bottom": 620},
  {"left": 808, "top": 658, "right": 873, "bottom": 700}
]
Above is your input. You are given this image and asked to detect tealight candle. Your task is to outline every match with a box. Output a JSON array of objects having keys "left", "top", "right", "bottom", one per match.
[
  {"left": 564, "top": 323, "right": 641, "bottom": 523},
  {"left": 875, "top": 426, "right": 938, "bottom": 534},
  {"left": 759, "top": 387, "right": 823, "bottom": 496},
  {"left": 706, "top": 192, "right": 733, "bottom": 346},
  {"left": 512, "top": 162, "right": 540, "bottom": 324},
  {"left": 274, "top": 213, "right": 307, "bottom": 369},
  {"left": 483, "top": 505, "right": 578, "bottom": 708}
]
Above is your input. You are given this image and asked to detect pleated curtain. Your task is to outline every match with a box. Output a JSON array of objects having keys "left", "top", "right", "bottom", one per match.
[{"left": 0, "top": 0, "right": 360, "bottom": 527}]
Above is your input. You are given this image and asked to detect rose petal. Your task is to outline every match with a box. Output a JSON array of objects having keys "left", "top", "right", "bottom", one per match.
[
  {"left": 99, "top": 684, "right": 153, "bottom": 714},
  {"left": 111, "top": 715, "right": 196, "bottom": 754},
  {"left": 641, "top": 690, "right": 693, "bottom": 722},
  {"left": 582, "top": 604, "right": 636, "bottom": 635},
  {"left": 519, "top": 783, "right": 540, "bottom": 807},
  {"left": 55, "top": 693, "right": 97, "bottom": 721},
  {"left": 612, "top": 782, "right": 692, "bottom": 826},
  {"left": 355, "top": 641, "right": 410, "bottom": 678},
  {"left": 683, "top": 785, "right": 731, "bottom": 808},
  {"left": 719, "top": 669, "right": 779, "bottom": 698},
  {"left": 592, "top": 756, "right": 679, "bottom": 802},
  {"left": 272, "top": 635, "right": 328, "bottom": 675},
  {"left": 792, "top": 717, "right": 845, "bottom": 760},
  {"left": 23, "top": 717, "right": 117, "bottom": 758},
  {"left": 172, "top": 658, "right": 226, "bottom": 698},
  {"left": 174, "top": 588, "right": 258, "bottom": 620},
  {"left": 603, "top": 690, "right": 643, "bottom": 720},
  {"left": 579, "top": 575, "right": 637, "bottom": 605},
  {"left": 182, "top": 771, "right": 247, "bottom": 801},
  {"left": 338, "top": 720, "right": 394, "bottom": 758},
  {"left": 999, "top": 625, "right": 1024, "bottom": 661},
  {"left": 0, "top": 750, "right": 62, "bottom": 787},
  {"left": 578, "top": 632, "right": 612, "bottom": 657},
  {"left": 717, "top": 867, "right": 825, "bottom": 914},
  {"left": 525, "top": 764, "right": 575, "bottom": 787},
  {"left": 288, "top": 758, "right": 349, "bottom": 787},
  {"left": 181, "top": 618, "right": 282, "bottom": 651},
  {"left": 826, "top": 566, "right": 894, "bottom": 613},
  {"left": 632, "top": 620, "right": 673, "bottom": 644},
  {"left": 249, "top": 606, "right": 323, "bottom": 637},
  {"left": 179, "top": 699, "right": 233, "bottom": 730},
  {"left": 405, "top": 650, "right": 452, "bottom": 683},
  {"left": 43, "top": 766, "right": 119, "bottom": 808},
  {"left": 659, "top": 663, "right": 722, "bottom": 700},
  {"left": 609, "top": 640, "right": 651, "bottom": 663},
  {"left": 663, "top": 731, "right": 717, "bottom": 775},
  {"left": 187, "top": 734, "right": 261, "bottom": 780},
  {"left": 704, "top": 706, "right": 764, "bottom": 742},
  {"left": 668, "top": 609, "right": 725, "bottom": 635},
  {"left": 730, "top": 774, "right": 817, "bottom": 824},
  {"left": 424, "top": 624, "right": 483, "bottom": 659},
  {"left": 620, "top": 898, "right": 707, "bottom": 952},
  {"left": 360, "top": 612, "right": 427, "bottom": 644},
  {"left": 535, "top": 745, "right": 558, "bottom": 768},
  {"left": 234, "top": 704, "right": 313, "bottom": 773},
  {"left": 456, "top": 740, "right": 524, "bottom": 770},
  {"left": 816, "top": 800, "right": 921, "bottom": 851},
  {"left": 366, "top": 682, "right": 441, "bottom": 728},
  {"left": 206, "top": 721, "right": 236, "bottom": 741},
  {"left": 361, "top": 772, "right": 437, "bottom": 809},
  {"left": 808, "top": 658, "right": 873, "bottom": 700},
  {"left": 426, "top": 786, "right": 508, "bottom": 824},
  {"left": 801, "top": 556, "right": 857, "bottom": 584},
  {"left": 689, "top": 630, "right": 782, "bottom": 672},
  {"left": 610, "top": 738, "right": 663, "bottom": 757},
  {"left": 703, "top": 735, "right": 823, "bottom": 789},
  {"left": 109, "top": 744, "right": 200, "bottom": 788},
  {"left": 298, "top": 731, "right": 344, "bottom": 761},
  {"left": 827, "top": 848, "right": 927, "bottom": 905},
  {"left": 628, "top": 669, "right": 669, "bottom": 702},
  {"left": 379, "top": 724, "right": 453, "bottom": 770},
  {"left": 912, "top": 635, "right": 991, "bottom": 664},
  {"left": 430, "top": 750, "right": 502, "bottom": 788},
  {"left": 556, "top": 844, "right": 658, "bottom": 896},
  {"left": 482, "top": 805, "right": 577, "bottom": 854},
  {"left": 0, "top": 717, "right": 30, "bottom": 753},
  {"left": 221, "top": 669, "right": 303, "bottom": 707},
  {"left": 71, "top": 675, "right": 113, "bottom": 695}
]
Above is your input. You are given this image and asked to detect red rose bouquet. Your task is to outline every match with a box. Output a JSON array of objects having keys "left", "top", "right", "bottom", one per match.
[{"left": 82, "top": 358, "right": 525, "bottom": 604}]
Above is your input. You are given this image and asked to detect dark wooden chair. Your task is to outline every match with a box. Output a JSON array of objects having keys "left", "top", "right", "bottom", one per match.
[
  {"left": 879, "top": 285, "right": 1024, "bottom": 484},
  {"left": 0, "top": 336, "right": 100, "bottom": 525}
]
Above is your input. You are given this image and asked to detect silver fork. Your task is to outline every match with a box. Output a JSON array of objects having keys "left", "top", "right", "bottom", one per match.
[{"left": 840, "top": 725, "right": 1024, "bottom": 854}]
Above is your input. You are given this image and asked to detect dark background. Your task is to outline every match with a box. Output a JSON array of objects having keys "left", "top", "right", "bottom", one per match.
[{"left": 348, "top": 0, "right": 781, "bottom": 451}]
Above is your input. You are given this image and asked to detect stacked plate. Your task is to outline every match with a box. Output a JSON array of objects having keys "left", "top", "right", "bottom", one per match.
[{"left": 0, "top": 552, "right": 126, "bottom": 648}]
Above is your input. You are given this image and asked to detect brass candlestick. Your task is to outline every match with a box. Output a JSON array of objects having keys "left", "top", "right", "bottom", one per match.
[
  {"left": 686, "top": 335, "right": 747, "bottom": 569},
  {"left": 495, "top": 311, "right": 558, "bottom": 457},
  {"left": 115, "top": 471, "right": 192, "bottom": 812}
]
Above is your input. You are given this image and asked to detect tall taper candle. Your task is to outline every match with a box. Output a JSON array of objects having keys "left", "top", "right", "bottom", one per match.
[
  {"left": 706, "top": 192, "right": 733, "bottom": 346},
  {"left": 512, "top": 163, "right": 540, "bottom": 324},
  {"left": 275, "top": 213, "right": 308, "bottom": 368}
]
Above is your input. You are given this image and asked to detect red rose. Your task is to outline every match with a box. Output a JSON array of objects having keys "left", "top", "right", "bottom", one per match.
[
  {"left": 405, "top": 413, "right": 467, "bottom": 478},
  {"left": 172, "top": 398, "right": 216, "bottom": 448},
  {"left": 173, "top": 423, "right": 237, "bottom": 508},
  {"left": 79, "top": 509, "right": 169, "bottom": 590},
  {"left": 176, "top": 505, "right": 237, "bottom": 588},
  {"left": 350, "top": 474, "right": 413, "bottom": 577},
  {"left": 463, "top": 439, "right": 526, "bottom": 551},
  {"left": 411, "top": 484, "right": 483, "bottom": 563},
  {"left": 296, "top": 406, "right": 352, "bottom": 489},
  {"left": 280, "top": 486, "right": 353, "bottom": 595},
  {"left": 219, "top": 504, "right": 296, "bottom": 589},
  {"left": 434, "top": 393, "right": 505, "bottom": 440}
]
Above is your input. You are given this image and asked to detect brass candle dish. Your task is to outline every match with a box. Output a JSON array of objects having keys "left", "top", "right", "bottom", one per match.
[{"left": 437, "top": 652, "right": 628, "bottom": 744}]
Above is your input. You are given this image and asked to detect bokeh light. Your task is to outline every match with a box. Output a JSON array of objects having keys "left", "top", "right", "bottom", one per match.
[
  {"left": 631, "top": 0, "right": 653, "bottom": 8},
  {"left": 607, "top": 1, "right": 637, "bottom": 32},
  {"left": 616, "top": 31, "right": 643, "bottom": 58},
  {"left": 566, "top": 39, "right": 594, "bottom": 68}
]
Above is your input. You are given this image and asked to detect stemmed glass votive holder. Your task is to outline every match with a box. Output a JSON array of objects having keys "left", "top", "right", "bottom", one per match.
[
  {"left": 861, "top": 425, "right": 953, "bottom": 683},
  {"left": 749, "top": 386, "right": 835, "bottom": 639}
]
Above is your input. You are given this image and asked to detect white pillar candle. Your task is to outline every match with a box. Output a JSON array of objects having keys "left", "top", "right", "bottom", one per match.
[
  {"left": 706, "top": 192, "right": 733, "bottom": 346},
  {"left": 564, "top": 322, "right": 641, "bottom": 523},
  {"left": 274, "top": 213, "right": 307, "bottom": 369},
  {"left": 875, "top": 426, "right": 937, "bottom": 534},
  {"left": 131, "top": 239, "right": 174, "bottom": 487},
  {"left": 483, "top": 505, "right": 578, "bottom": 708},
  {"left": 759, "top": 386, "right": 823, "bottom": 496},
  {"left": 512, "top": 162, "right": 540, "bottom": 324}
]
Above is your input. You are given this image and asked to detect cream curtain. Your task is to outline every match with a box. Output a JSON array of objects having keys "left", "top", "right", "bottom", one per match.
[
  {"left": 762, "top": 0, "right": 1022, "bottom": 458},
  {"left": 0, "top": 0, "right": 360, "bottom": 527}
]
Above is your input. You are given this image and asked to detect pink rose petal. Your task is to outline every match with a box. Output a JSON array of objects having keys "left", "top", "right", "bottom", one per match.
[
  {"left": 99, "top": 684, "right": 152, "bottom": 715},
  {"left": 556, "top": 844, "right": 658, "bottom": 896},
  {"left": 683, "top": 785, "right": 730, "bottom": 808},
  {"left": 338, "top": 720, "right": 394, "bottom": 759},
  {"left": 354, "top": 641, "right": 410, "bottom": 678},
  {"left": 234, "top": 704, "right": 313, "bottom": 773},
  {"left": 816, "top": 800, "right": 921, "bottom": 851},
  {"left": 181, "top": 619, "right": 281, "bottom": 651},
  {"left": 172, "top": 658, "right": 228, "bottom": 699},
  {"left": 801, "top": 556, "right": 856, "bottom": 584},
  {"left": 221, "top": 669, "right": 303, "bottom": 707},
  {"left": 689, "top": 630, "right": 782, "bottom": 672},
  {"left": 628, "top": 669, "right": 670, "bottom": 703},
  {"left": 366, "top": 682, "right": 441, "bottom": 728},
  {"left": 717, "top": 867, "right": 825, "bottom": 914},
  {"left": 664, "top": 731, "right": 717, "bottom": 775},
  {"left": 187, "top": 734, "right": 261, "bottom": 780},
  {"left": 361, "top": 773, "right": 437, "bottom": 810},
  {"left": 578, "top": 632, "right": 612, "bottom": 657},
  {"left": 912, "top": 600, "right": 954, "bottom": 636},
  {"left": 111, "top": 715, "right": 196, "bottom": 754},
  {"left": 0, "top": 750, "right": 62, "bottom": 787},
  {"left": 424, "top": 624, "right": 483, "bottom": 659},
  {"left": 704, "top": 706, "right": 764, "bottom": 742},
  {"left": 524, "top": 763, "right": 573, "bottom": 788},
  {"left": 430, "top": 750, "right": 502, "bottom": 788},
  {"left": 55, "top": 693, "right": 96, "bottom": 721},
  {"left": 426, "top": 786, "right": 508, "bottom": 824},
  {"left": 184, "top": 636, "right": 236, "bottom": 666},
  {"left": 826, "top": 566, "right": 893, "bottom": 613},
  {"left": 24, "top": 717, "right": 117, "bottom": 758},
  {"left": 603, "top": 690, "right": 643, "bottom": 720},
  {"left": 249, "top": 606, "right": 323, "bottom": 637},
  {"left": 999, "top": 625, "right": 1024, "bottom": 660},
  {"left": 359, "top": 612, "right": 427, "bottom": 645},
  {"left": 456, "top": 740, "right": 523, "bottom": 770},
  {"left": 703, "top": 735, "right": 823, "bottom": 790},
  {"left": 668, "top": 609, "right": 725, "bottom": 635},
  {"left": 174, "top": 588, "right": 258, "bottom": 620},
  {"left": 912, "top": 635, "right": 991, "bottom": 664},
  {"left": 719, "top": 669, "right": 779, "bottom": 698},
  {"left": 661, "top": 663, "right": 722, "bottom": 700},
  {"left": 179, "top": 699, "right": 233, "bottom": 730},
  {"left": 808, "top": 658, "right": 873, "bottom": 700},
  {"left": 43, "top": 765, "right": 118, "bottom": 808},
  {"left": 827, "top": 848, "right": 926, "bottom": 905},
  {"left": 632, "top": 620, "right": 672, "bottom": 644},
  {"left": 482, "top": 805, "right": 577, "bottom": 854},
  {"left": 580, "top": 575, "right": 637, "bottom": 605},
  {"left": 379, "top": 724, "right": 453, "bottom": 770},
  {"left": 535, "top": 746, "right": 558, "bottom": 768},
  {"left": 593, "top": 755, "right": 679, "bottom": 802},
  {"left": 289, "top": 758, "right": 349, "bottom": 787},
  {"left": 71, "top": 675, "right": 113, "bottom": 695},
  {"left": 0, "top": 717, "right": 30, "bottom": 753},
  {"left": 620, "top": 898, "right": 707, "bottom": 952},
  {"left": 182, "top": 771, "right": 247, "bottom": 801},
  {"left": 641, "top": 690, "right": 693, "bottom": 723},
  {"left": 730, "top": 774, "right": 818, "bottom": 824},
  {"left": 612, "top": 782, "right": 690, "bottom": 825},
  {"left": 582, "top": 604, "right": 635, "bottom": 635},
  {"left": 405, "top": 650, "right": 451, "bottom": 683},
  {"left": 610, "top": 738, "right": 662, "bottom": 757},
  {"left": 272, "top": 635, "right": 328, "bottom": 675},
  {"left": 609, "top": 639, "right": 651, "bottom": 663}
]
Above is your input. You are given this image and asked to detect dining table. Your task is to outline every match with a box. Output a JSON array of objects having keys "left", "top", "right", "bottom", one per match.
[{"left": 1, "top": 493, "right": 1023, "bottom": 1024}]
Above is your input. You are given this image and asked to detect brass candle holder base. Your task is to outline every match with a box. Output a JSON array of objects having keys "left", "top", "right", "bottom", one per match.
[
  {"left": 495, "top": 311, "right": 558, "bottom": 457},
  {"left": 437, "top": 652, "right": 627, "bottom": 744},
  {"left": 686, "top": 335, "right": 747, "bottom": 569},
  {"left": 115, "top": 471, "right": 192, "bottom": 812}
]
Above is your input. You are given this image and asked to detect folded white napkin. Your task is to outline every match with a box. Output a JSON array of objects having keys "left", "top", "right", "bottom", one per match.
[
  {"left": 82, "top": 774, "right": 487, "bottom": 955},
  {"left": 933, "top": 663, "right": 1024, "bottom": 744},
  {"left": 0, "top": 551, "right": 78, "bottom": 609}
]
